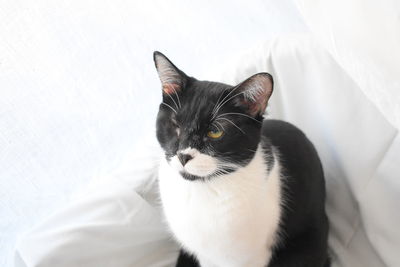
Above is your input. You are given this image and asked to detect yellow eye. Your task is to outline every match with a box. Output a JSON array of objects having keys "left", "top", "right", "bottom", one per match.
[{"left": 207, "top": 130, "right": 224, "bottom": 139}]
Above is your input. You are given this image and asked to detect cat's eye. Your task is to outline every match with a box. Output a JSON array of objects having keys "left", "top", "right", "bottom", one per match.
[{"left": 207, "top": 129, "right": 224, "bottom": 139}]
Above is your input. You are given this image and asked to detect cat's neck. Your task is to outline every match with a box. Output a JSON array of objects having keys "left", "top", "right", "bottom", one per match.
[
  {"left": 158, "top": 144, "right": 282, "bottom": 266},
  {"left": 160, "top": 144, "right": 277, "bottom": 189}
]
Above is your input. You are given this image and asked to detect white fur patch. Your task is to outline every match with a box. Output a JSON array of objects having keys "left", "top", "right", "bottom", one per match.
[
  {"left": 158, "top": 146, "right": 282, "bottom": 267},
  {"left": 171, "top": 147, "right": 218, "bottom": 177}
]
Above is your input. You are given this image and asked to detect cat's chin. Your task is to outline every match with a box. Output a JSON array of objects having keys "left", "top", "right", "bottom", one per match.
[
  {"left": 179, "top": 168, "right": 238, "bottom": 181},
  {"left": 179, "top": 171, "right": 205, "bottom": 181}
]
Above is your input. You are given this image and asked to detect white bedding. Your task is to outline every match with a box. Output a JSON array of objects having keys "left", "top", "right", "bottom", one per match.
[
  {"left": 216, "top": 36, "right": 399, "bottom": 267},
  {"left": 0, "top": 0, "right": 307, "bottom": 266},
  {"left": 15, "top": 34, "right": 400, "bottom": 266},
  {"left": 3, "top": 0, "right": 400, "bottom": 266}
]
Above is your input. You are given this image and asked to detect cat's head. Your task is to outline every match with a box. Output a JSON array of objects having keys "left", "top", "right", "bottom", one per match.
[{"left": 154, "top": 52, "right": 273, "bottom": 181}]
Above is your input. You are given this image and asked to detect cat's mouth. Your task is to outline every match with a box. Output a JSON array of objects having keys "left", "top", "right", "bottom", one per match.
[
  {"left": 179, "top": 167, "right": 238, "bottom": 181},
  {"left": 168, "top": 149, "right": 218, "bottom": 179},
  {"left": 168, "top": 148, "right": 239, "bottom": 181},
  {"left": 179, "top": 171, "right": 204, "bottom": 181},
  {"left": 179, "top": 170, "right": 223, "bottom": 181}
]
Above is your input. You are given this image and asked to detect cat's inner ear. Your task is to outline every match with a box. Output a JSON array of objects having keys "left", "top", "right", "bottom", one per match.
[
  {"left": 232, "top": 73, "right": 273, "bottom": 117},
  {"left": 153, "top": 51, "right": 187, "bottom": 95}
]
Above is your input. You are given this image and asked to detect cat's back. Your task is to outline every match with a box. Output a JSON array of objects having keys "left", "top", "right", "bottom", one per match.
[
  {"left": 261, "top": 119, "right": 323, "bottom": 179},
  {"left": 261, "top": 119, "right": 328, "bottom": 250}
]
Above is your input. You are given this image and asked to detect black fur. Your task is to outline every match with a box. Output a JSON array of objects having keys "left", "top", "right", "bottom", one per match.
[
  {"left": 154, "top": 52, "right": 329, "bottom": 267},
  {"left": 263, "top": 120, "right": 330, "bottom": 267},
  {"left": 176, "top": 250, "right": 200, "bottom": 267}
]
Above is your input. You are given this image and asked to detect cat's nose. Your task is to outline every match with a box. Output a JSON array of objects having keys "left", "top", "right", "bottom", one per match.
[{"left": 177, "top": 153, "right": 193, "bottom": 166}]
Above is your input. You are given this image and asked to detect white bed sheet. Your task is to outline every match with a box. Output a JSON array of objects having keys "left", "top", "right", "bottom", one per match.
[
  {"left": 294, "top": 1, "right": 400, "bottom": 265},
  {"left": 296, "top": 0, "right": 400, "bottom": 129},
  {"left": 5, "top": 0, "right": 400, "bottom": 266},
  {"left": 216, "top": 36, "right": 398, "bottom": 267},
  {"left": 15, "top": 35, "right": 400, "bottom": 267}
]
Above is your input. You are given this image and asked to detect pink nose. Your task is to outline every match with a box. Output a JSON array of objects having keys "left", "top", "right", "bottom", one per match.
[{"left": 177, "top": 153, "right": 193, "bottom": 166}]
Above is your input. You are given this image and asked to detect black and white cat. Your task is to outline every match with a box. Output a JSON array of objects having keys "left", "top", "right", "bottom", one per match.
[{"left": 154, "top": 52, "right": 329, "bottom": 267}]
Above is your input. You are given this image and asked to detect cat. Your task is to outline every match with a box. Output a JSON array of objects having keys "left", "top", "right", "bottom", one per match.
[{"left": 153, "top": 51, "right": 330, "bottom": 267}]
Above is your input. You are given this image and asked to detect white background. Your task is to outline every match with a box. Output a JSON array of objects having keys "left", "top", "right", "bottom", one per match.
[
  {"left": 3, "top": 1, "right": 400, "bottom": 266},
  {"left": 0, "top": 1, "right": 307, "bottom": 266}
]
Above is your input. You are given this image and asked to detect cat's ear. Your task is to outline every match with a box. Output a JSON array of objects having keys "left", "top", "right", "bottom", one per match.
[
  {"left": 232, "top": 73, "right": 273, "bottom": 117},
  {"left": 153, "top": 51, "right": 188, "bottom": 95}
]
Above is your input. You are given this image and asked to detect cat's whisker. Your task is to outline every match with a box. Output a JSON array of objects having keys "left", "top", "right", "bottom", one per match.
[
  {"left": 214, "top": 166, "right": 230, "bottom": 172},
  {"left": 216, "top": 121, "right": 225, "bottom": 131},
  {"left": 212, "top": 91, "right": 247, "bottom": 119},
  {"left": 215, "top": 117, "right": 245, "bottom": 134},
  {"left": 216, "top": 160, "right": 239, "bottom": 167},
  {"left": 216, "top": 112, "right": 261, "bottom": 123},
  {"left": 166, "top": 92, "right": 179, "bottom": 110},
  {"left": 161, "top": 102, "right": 177, "bottom": 114},
  {"left": 212, "top": 85, "right": 241, "bottom": 117},
  {"left": 216, "top": 165, "right": 237, "bottom": 170},
  {"left": 212, "top": 89, "right": 227, "bottom": 116},
  {"left": 171, "top": 86, "right": 182, "bottom": 108},
  {"left": 212, "top": 169, "right": 229, "bottom": 177},
  {"left": 214, "top": 123, "right": 221, "bottom": 132}
]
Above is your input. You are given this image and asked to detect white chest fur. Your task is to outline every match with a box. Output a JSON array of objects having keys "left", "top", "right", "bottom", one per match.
[{"left": 158, "top": 148, "right": 282, "bottom": 267}]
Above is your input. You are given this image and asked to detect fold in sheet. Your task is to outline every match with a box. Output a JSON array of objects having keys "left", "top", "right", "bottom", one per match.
[{"left": 16, "top": 36, "right": 399, "bottom": 267}]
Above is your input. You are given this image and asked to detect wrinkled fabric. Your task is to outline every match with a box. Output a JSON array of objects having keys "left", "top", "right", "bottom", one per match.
[
  {"left": 0, "top": 1, "right": 307, "bottom": 266},
  {"left": 215, "top": 36, "right": 398, "bottom": 267},
  {"left": 16, "top": 35, "right": 400, "bottom": 267},
  {"left": 295, "top": 0, "right": 400, "bottom": 129},
  {"left": 16, "top": 140, "right": 180, "bottom": 267},
  {"left": 11, "top": 1, "right": 400, "bottom": 266},
  {"left": 295, "top": 1, "right": 400, "bottom": 265}
]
